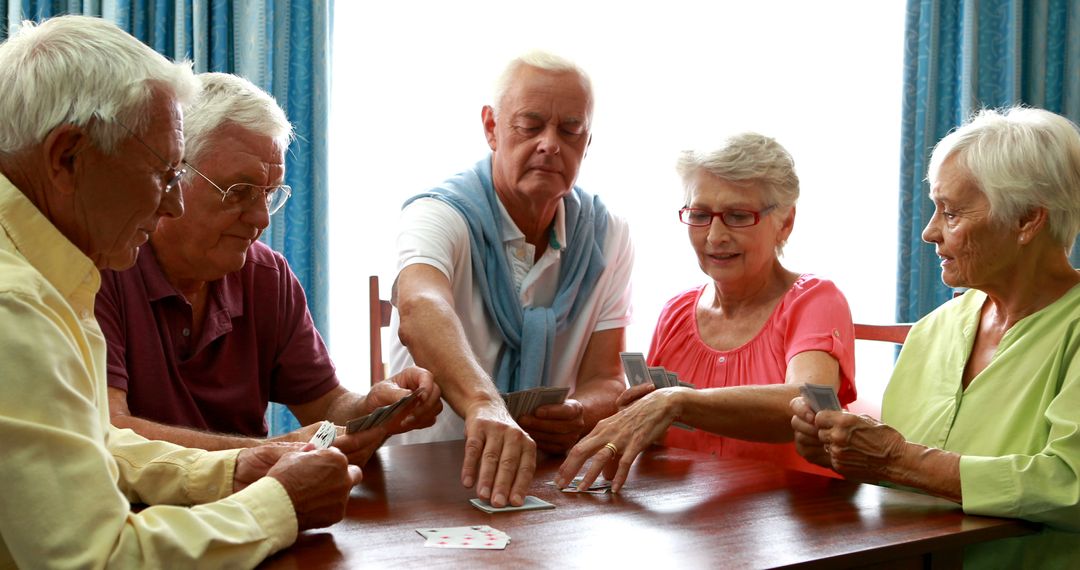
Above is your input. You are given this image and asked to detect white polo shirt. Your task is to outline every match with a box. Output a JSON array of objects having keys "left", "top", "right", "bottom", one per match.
[{"left": 387, "top": 194, "right": 634, "bottom": 444}]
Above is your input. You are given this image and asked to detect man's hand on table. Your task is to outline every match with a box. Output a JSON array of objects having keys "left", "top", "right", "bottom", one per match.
[{"left": 461, "top": 399, "right": 537, "bottom": 508}]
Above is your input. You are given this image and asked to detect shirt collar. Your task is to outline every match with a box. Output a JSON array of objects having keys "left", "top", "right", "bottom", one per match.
[
  {"left": 136, "top": 241, "right": 246, "bottom": 319},
  {"left": 497, "top": 196, "right": 567, "bottom": 252},
  {"left": 0, "top": 173, "right": 100, "bottom": 313}
]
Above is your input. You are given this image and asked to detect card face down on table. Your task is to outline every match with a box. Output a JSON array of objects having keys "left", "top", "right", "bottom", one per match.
[{"left": 469, "top": 495, "right": 556, "bottom": 513}]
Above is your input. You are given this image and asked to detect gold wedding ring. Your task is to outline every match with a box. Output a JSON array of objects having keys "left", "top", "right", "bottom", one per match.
[{"left": 603, "top": 442, "right": 619, "bottom": 455}]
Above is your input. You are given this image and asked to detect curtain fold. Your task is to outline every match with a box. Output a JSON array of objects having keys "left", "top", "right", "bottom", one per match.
[
  {"left": 2, "top": 0, "right": 331, "bottom": 435},
  {"left": 898, "top": 0, "right": 1080, "bottom": 323}
]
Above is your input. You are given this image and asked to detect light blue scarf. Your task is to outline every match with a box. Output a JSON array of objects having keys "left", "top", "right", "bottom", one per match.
[{"left": 403, "top": 155, "right": 608, "bottom": 393}]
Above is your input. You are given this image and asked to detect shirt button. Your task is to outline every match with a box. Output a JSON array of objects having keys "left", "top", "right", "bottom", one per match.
[
  {"left": 833, "top": 329, "right": 841, "bottom": 337},
  {"left": 717, "top": 356, "right": 726, "bottom": 364},
  {"left": 182, "top": 328, "right": 191, "bottom": 337}
]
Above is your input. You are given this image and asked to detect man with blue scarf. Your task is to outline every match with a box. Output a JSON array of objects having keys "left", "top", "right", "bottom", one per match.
[{"left": 388, "top": 51, "right": 634, "bottom": 508}]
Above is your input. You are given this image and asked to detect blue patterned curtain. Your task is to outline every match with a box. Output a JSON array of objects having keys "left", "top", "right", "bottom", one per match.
[
  {"left": 2, "top": 0, "right": 332, "bottom": 435},
  {"left": 898, "top": 0, "right": 1080, "bottom": 322}
]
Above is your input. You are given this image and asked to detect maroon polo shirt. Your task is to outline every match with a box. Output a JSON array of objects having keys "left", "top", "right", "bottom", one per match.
[{"left": 95, "top": 240, "right": 339, "bottom": 437}]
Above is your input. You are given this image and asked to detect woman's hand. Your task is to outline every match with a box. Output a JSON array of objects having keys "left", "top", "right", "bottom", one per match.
[
  {"left": 790, "top": 395, "right": 906, "bottom": 482},
  {"left": 555, "top": 388, "right": 685, "bottom": 493}
]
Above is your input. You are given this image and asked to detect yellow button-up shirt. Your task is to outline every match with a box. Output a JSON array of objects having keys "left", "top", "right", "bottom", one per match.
[{"left": 0, "top": 174, "right": 297, "bottom": 568}]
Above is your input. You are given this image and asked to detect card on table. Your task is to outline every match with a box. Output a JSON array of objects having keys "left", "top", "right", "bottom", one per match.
[
  {"left": 468, "top": 495, "right": 555, "bottom": 513},
  {"left": 800, "top": 383, "right": 842, "bottom": 412},
  {"left": 545, "top": 476, "right": 612, "bottom": 494},
  {"left": 345, "top": 392, "right": 417, "bottom": 433},
  {"left": 416, "top": 525, "right": 510, "bottom": 550}
]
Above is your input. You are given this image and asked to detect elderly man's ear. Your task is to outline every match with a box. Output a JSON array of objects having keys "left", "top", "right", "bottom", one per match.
[
  {"left": 481, "top": 105, "right": 497, "bottom": 151},
  {"left": 43, "top": 123, "right": 90, "bottom": 196}
]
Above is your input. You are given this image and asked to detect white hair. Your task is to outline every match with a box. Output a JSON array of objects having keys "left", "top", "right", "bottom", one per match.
[
  {"left": 183, "top": 72, "right": 294, "bottom": 166},
  {"left": 492, "top": 50, "right": 593, "bottom": 118},
  {"left": 0, "top": 15, "right": 197, "bottom": 155},
  {"left": 676, "top": 132, "right": 801, "bottom": 209},
  {"left": 929, "top": 107, "right": 1080, "bottom": 248}
]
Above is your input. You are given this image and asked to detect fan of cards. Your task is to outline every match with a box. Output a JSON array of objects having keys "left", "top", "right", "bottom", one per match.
[
  {"left": 345, "top": 392, "right": 418, "bottom": 433},
  {"left": 619, "top": 351, "right": 695, "bottom": 430},
  {"left": 501, "top": 386, "right": 569, "bottom": 419},
  {"left": 417, "top": 525, "right": 511, "bottom": 550},
  {"left": 799, "top": 383, "right": 842, "bottom": 412}
]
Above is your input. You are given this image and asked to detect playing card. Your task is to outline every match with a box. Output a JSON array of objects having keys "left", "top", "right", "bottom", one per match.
[
  {"left": 545, "top": 477, "right": 612, "bottom": 494},
  {"left": 345, "top": 392, "right": 418, "bottom": 433},
  {"left": 620, "top": 352, "right": 650, "bottom": 387},
  {"left": 417, "top": 526, "right": 511, "bottom": 549},
  {"left": 308, "top": 420, "right": 336, "bottom": 449},
  {"left": 469, "top": 495, "right": 555, "bottom": 513},
  {"left": 800, "top": 383, "right": 842, "bottom": 412},
  {"left": 648, "top": 366, "right": 671, "bottom": 388},
  {"left": 500, "top": 387, "right": 569, "bottom": 419}
]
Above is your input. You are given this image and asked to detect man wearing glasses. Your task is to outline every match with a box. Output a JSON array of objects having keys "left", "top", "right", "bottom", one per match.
[
  {"left": 0, "top": 16, "right": 360, "bottom": 567},
  {"left": 95, "top": 72, "right": 442, "bottom": 465}
]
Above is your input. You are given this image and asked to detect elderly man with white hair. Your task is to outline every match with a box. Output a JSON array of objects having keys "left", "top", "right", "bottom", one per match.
[
  {"left": 0, "top": 15, "right": 359, "bottom": 567},
  {"left": 390, "top": 51, "right": 634, "bottom": 507},
  {"left": 96, "top": 72, "right": 442, "bottom": 466}
]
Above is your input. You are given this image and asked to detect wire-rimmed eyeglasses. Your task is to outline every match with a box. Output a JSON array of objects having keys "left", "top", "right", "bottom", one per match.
[
  {"left": 114, "top": 120, "right": 186, "bottom": 196},
  {"left": 183, "top": 161, "right": 292, "bottom": 215},
  {"left": 678, "top": 205, "right": 777, "bottom": 228}
]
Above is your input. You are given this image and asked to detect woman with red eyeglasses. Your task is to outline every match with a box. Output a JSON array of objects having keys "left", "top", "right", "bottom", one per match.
[{"left": 559, "top": 133, "right": 855, "bottom": 491}]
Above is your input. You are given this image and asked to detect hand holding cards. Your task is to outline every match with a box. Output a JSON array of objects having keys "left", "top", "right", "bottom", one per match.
[
  {"left": 800, "top": 383, "right": 842, "bottom": 412},
  {"left": 501, "top": 386, "right": 569, "bottom": 419},
  {"left": 346, "top": 392, "right": 417, "bottom": 433},
  {"left": 308, "top": 420, "right": 337, "bottom": 449}
]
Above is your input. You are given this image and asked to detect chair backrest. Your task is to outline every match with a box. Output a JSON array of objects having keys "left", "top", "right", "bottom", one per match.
[
  {"left": 369, "top": 275, "right": 393, "bottom": 383},
  {"left": 853, "top": 323, "right": 911, "bottom": 344}
]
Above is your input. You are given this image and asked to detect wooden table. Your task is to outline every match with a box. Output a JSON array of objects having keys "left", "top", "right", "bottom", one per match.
[{"left": 261, "top": 441, "right": 1035, "bottom": 569}]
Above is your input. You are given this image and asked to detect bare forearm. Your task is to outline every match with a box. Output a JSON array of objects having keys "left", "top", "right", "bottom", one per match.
[
  {"left": 886, "top": 443, "right": 963, "bottom": 503},
  {"left": 398, "top": 292, "right": 501, "bottom": 416},
  {"left": 677, "top": 385, "right": 802, "bottom": 443},
  {"left": 111, "top": 414, "right": 260, "bottom": 450}
]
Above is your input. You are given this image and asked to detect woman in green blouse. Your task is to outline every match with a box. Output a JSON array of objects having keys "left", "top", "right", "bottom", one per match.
[{"left": 791, "top": 106, "right": 1080, "bottom": 567}]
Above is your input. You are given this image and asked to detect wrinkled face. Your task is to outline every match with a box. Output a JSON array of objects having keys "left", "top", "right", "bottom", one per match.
[
  {"left": 921, "top": 157, "right": 1018, "bottom": 289},
  {"left": 151, "top": 122, "right": 284, "bottom": 282},
  {"left": 485, "top": 66, "right": 592, "bottom": 205},
  {"left": 685, "top": 171, "right": 791, "bottom": 287},
  {"left": 75, "top": 92, "right": 185, "bottom": 269}
]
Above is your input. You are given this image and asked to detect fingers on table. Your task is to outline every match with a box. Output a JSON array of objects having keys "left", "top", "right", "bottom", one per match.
[{"left": 462, "top": 430, "right": 536, "bottom": 508}]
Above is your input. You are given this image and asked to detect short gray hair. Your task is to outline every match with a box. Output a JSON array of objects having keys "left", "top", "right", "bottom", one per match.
[
  {"left": 676, "top": 132, "right": 800, "bottom": 209},
  {"left": 184, "top": 72, "right": 294, "bottom": 166},
  {"left": 0, "top": 15, "right": 197, "bottom": 155},
  {"left": 492, "top": 50, "right": 593, "bottom": 118},
  {"left": 929, "top": 107, "right": 1080, "bottom": 248}
]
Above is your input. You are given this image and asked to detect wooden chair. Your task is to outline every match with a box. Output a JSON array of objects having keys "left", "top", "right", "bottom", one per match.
[
  {"left": 847, "top": 322, "right": 912, "bottom": 417},
  {"left": 853, "top": 323, "right": 911, "bottom": 344},
  {"left": 369, "top": 275, "right": 393, "bottom": 383}
]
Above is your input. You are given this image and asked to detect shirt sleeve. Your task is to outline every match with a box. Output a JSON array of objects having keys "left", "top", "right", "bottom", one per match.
[
  {"left": 0, "top": 291, "right": 297, "bottom": 568},
  {"left": 395, "top": 198, "right": 469, "bottom": 282},
  {"left": 592, "top": 212, "right": 634, "bottom": 332},
  {"left": 958, "top": 340, "right": 1080, "bottom": 531},
  {"left": 780, "top": 277, "right": 857, "bottom": 405}
]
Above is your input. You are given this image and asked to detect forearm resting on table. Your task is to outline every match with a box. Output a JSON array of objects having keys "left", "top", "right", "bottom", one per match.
[
  {"left": 886, "top": 443, "right": 962, "bottom": 504},
  {"left": 111, "top": 413, "right": 260, "bottom": 450}
]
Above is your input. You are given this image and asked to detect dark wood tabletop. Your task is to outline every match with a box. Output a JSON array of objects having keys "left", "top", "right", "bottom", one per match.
[{"left": 260, "top": 441, "right": 1035, "bottom": 569}]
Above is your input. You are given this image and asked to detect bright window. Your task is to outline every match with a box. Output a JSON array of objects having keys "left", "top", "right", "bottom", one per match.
[{"left": 329, "top": 1, "right": 905, "bottom": 409}]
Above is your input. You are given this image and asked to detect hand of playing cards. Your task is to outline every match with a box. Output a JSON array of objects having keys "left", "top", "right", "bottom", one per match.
[
  {"left": 620, "top": 352, "right": 695, "bottom": 430},
  {"left": 799, "top": 383, "right": 842, "bottom": 412},
  {"left": 501, "top": 386, "right": 570, "bottom": 419},
  {"left": 346, "top": 392, "right": 418, "bottom": 433}
]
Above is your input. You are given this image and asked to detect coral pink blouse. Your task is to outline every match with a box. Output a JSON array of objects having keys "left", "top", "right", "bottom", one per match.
[{"left": 648, "top": 274, "right": 856, "bottom": 477}]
